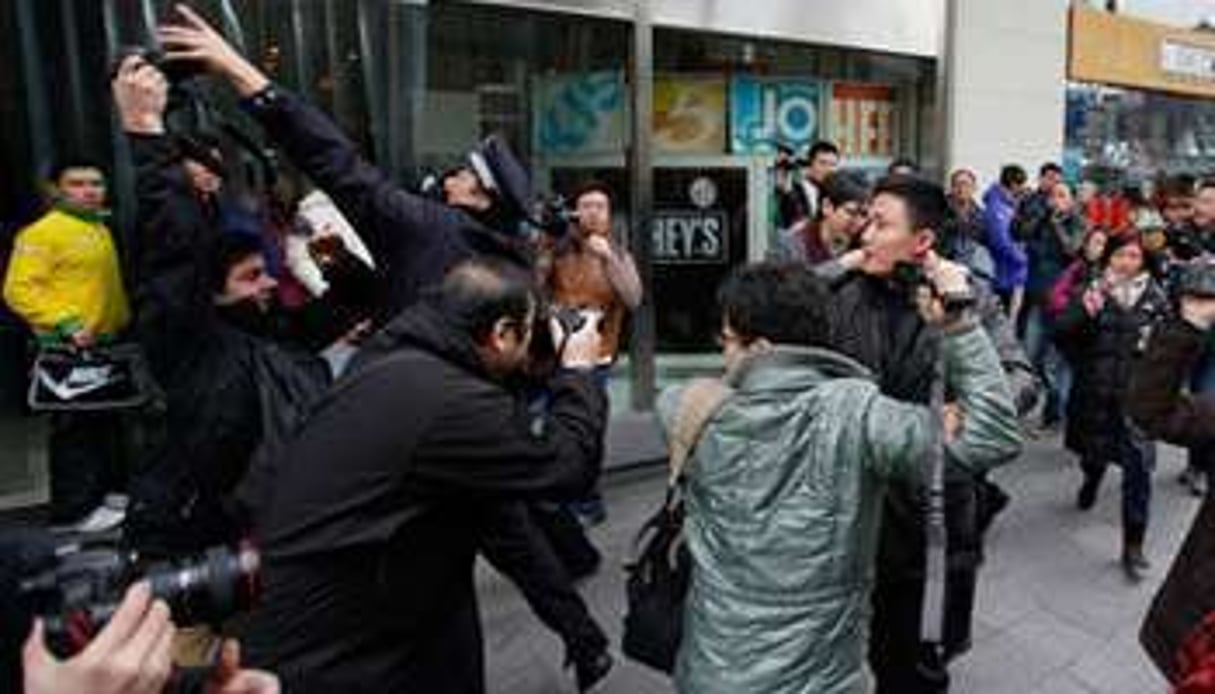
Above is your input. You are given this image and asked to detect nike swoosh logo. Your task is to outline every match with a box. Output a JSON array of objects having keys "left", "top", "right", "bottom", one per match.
[{"left": 37, "top": 367, "right": 122, "bottom": 401}]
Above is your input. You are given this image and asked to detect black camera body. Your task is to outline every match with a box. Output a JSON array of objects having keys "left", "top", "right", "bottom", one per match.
[
  {"left": 534, "top": 195, "right": 579, "bottom": 238},
  {"left": 20, "top": 538, "right": 259, "bottom": 658},
  {"left": 1180, "top": 256, "right": 1215, "bottom": 299}
]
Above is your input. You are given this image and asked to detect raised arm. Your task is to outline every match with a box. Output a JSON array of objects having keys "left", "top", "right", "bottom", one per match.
[{"left": 157, "top": 4, "right": 456, "bottom": 297}]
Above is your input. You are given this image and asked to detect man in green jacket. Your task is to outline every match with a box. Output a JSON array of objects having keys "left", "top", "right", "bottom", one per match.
[{"left": 657, "top": 259, "right": 1021, "bottom": 693}]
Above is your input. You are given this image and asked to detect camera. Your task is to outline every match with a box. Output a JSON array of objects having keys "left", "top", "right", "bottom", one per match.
[
  {"left": 532, "top": 195, "right": 579, "bottom": 239},
  {"left": 1180, "top": 255, "right": 1215, "bottom": 298},
  {"left": 110, "top": 45, "right": 206, "bottom": 87},
  {"left": 892, "top": 260, "right": 976, "bottom": 314},
  {"left": 20, "top": 536, "right": 260, "bottom": 658}
]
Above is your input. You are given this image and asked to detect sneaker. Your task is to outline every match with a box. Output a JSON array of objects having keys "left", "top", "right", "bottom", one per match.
[
  {"left": 73, "top": 504, "right": 126, "bottom": 534},
  {"left": 571, "top": 499, "right": 608, "bottom": 528},
  {"left": 1121, "top": 545, "right": 1151, "bottom": 582},
  {"left": 1186, "top": 470, "right": 1207, "bottom": 498},
  {"left": 104, "top": 493, "right": 129, "bottom": 511}
]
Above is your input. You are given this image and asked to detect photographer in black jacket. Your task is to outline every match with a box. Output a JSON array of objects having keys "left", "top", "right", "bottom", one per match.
[{"left": 238, "top": 259, "right": 608, "bottom": 693}]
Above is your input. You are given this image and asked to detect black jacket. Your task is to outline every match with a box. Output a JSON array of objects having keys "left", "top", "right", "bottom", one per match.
[
  {"left": 1056, "top": 278, "right": 1170, "bottom": 459},
  {"left": 819, "top": 265, "right": 1036, "bottom": 576},
  {"left": 239, "top": 300, "right": 607, "bottom": 693},
  {"left": 240, "top": 87, "right": 530, "bottom": 320},
  {"left": 124, "top": 134, "right": 331, "bottom": 556}
]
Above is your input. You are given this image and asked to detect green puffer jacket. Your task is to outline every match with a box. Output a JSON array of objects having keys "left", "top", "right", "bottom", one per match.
[{"left": 657, "top": 324, "right": 1022, "bottom": 694}]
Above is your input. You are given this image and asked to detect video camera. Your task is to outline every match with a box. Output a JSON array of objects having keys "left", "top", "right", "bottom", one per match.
[
  {"left": 773, "top": 143, "right": 808, "bottom": 173},
  {"left": 1180, "top": 255, "right": 1215, "bottom": 298},
  {"left": 531, "top": 194, "right": 579, "bottom": 239},
  {"left": 19, "top": 534, "right": 260, "bottom": 658}
]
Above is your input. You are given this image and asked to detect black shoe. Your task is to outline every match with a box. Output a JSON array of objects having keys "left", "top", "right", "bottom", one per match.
[
  {"left": 569, "top": 650, "right": 613, "bottom": 693},
  {"left": 1121, "top": 544, "right": 1150, "bottom": 581},
  {"left": 1076, "top": 476, "right": 1100, "bottom": 511}
]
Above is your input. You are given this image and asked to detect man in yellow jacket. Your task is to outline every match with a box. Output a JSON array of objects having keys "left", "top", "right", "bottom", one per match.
[{"left": 4, "top": 159, "right": 131, "bottom": 532}]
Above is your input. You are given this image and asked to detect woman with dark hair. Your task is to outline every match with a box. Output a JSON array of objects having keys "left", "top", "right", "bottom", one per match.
[{"left": 1055, "top": 232, "right": 1171, "bottom": 580}]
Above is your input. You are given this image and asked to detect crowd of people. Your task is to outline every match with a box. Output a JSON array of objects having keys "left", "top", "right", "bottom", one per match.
[{"left": 3, "top": 4, "right": 1215, "bottom": 694}]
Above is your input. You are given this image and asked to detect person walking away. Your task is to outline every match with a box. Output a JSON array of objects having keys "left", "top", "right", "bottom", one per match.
[
  {"left": 3, "top": 160, "right": 131, "bottom": 532},
  {"left": 1055, "top": 232, "right": 1170, "bottom": 580}
]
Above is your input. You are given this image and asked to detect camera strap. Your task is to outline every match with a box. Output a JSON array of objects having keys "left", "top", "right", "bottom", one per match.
[{"left": 920, "top": 328, "right": 949, "bottom": 655}]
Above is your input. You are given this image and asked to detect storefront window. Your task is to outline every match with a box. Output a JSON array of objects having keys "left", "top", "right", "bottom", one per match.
[{"left": 1065, "top": 81, "right": 1215, "bottom": 181}]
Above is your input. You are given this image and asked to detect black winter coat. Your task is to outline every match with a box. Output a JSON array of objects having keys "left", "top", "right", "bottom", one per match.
[
  {"left": 241, "top": 87, "right": 531, "bottom": 321},
  {"left": 1129, "top": 319, "right": 1215, "bottom": 682},
  {"left": 819, "top": 265, "right": 1036, "bottom": 576},
  {"left": 238, "top": 301, "right": 607, "bottom": 694},
  {"left": 124, "top": 134, "right": 331, "bottom": 556},
  {"left": 1056, "top": 277, "right": 1170, "bottom": 460}
]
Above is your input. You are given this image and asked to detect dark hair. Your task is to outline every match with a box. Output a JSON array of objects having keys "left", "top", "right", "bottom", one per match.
[
  {"left": 209, "top": 233, "right": 266, "bottom": 293},
  {"left": 819, "top": 172, "right": 869, "bottom": 209},
  {"left": 1100, "top": 231, "right": 1146, "bottom": 268},
  {"left": 1039, "top": 162, "right": 1063, "bottom": 178},
  {"left": 873, "top": 175, "right": 948, "bottom": 233},
  {"left": 807, "top": 140, "right": 840, "bottom": 161},
  {"left": 888, "top": 157, "right": 919, "bottom": 175},
  {"left": 1161, "top": 174, "right": 1197, "bottom": 199},
  {"left": 436, "top": 258, "right": 536, "bottom": 343},
  {"left": 572, "top": 180, "right": 614, "bottom": 208},
  {"left": 717, "top": 263, "right": 831, "bottom": 348},
  {"left": 47, "top": 158, "right": 105, "bottom": 184},
  {"left": 1198, "top": 178, "right": 1215, "bottom": 194},
  {"left": 999, "top": 165, "right": 1028, "bottom": 189}
]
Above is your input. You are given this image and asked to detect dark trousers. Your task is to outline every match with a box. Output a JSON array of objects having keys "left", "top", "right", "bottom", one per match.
[
  {"left": 870, "top": 568, "right": 978, "bottom": 694},
  {"left": 1082, "top": 434, "right": 1155, "bottom": 536},
  {"left": 47, "top": 410, "right": 126, "bottom": 523},
  {"left": 478, "top": 502, "right": 607, "bottom": 663}
]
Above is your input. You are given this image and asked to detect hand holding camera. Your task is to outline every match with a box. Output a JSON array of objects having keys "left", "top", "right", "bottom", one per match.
[
  {"left": 916, "top": 252, "right": 974, "bottom": 325},
  {"left": 549, "top": 308, "right": 604, "bottom": 371}
]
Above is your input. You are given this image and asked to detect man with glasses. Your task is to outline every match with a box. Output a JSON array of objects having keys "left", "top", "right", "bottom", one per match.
[{"left": 770, "top": 172, "right": 869, "bottom": 266}]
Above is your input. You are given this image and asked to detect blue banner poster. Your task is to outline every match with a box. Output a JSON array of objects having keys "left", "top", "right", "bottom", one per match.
[{"left": 729, "top": 77, "right": 823, "bottom": 154}]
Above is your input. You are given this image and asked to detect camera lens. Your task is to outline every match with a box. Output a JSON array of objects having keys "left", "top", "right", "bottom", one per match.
[{"left": 143, "top": 544, "right": 260, "bottom": 627}]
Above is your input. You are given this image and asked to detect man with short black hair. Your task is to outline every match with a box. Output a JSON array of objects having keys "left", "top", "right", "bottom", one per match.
[
  {"left": 777, "top": 140, "right": 841, "bottom": 227},
  {"left": 983, "top": 164, "right": 1030, "bottom": 314},
  {"left": 770, "top": 172, "right": 870, "bottom": 265},
  {"left": 819, "top": 175, "right": 1035, "bottom": 694},
  {"left": 239, "top": 258, "right": 610, "bottom": 694},
  {"left": 112, "top": 53, "right": 332, "bottom": 556},
  {"left": 3, "top": 158, "right": 132, "bottom": 532}
]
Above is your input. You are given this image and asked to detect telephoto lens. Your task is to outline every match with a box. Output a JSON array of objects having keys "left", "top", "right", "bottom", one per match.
[{"left": 20, "top": 541, "right": 260, "bottom": 657}]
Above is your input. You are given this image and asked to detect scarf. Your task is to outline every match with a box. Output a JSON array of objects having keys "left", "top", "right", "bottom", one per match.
[{"left": 1105, "top": 271, "right": 1150, "bottom": 309}]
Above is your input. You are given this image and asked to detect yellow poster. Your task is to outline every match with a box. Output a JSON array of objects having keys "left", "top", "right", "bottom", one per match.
[{"left": 653, "top": 76, "right": 727, "bottom": 153}]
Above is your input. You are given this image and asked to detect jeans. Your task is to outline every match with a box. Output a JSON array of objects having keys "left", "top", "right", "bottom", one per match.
[{"left": 1023, "top": 304, "right": 1070, "bottom": 426}]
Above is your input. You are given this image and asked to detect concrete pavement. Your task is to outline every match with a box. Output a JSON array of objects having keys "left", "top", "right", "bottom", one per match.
[{"left": 479, "top": 435, "right": 1201, "bottom": 693}]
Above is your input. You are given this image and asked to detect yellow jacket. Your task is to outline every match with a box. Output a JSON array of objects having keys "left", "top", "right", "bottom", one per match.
[{"left": 3, "top": 208, "right": 131, "bottom": 340}]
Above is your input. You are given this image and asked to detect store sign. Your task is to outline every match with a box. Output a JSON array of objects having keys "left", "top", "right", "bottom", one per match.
[
  {"left": 1161, "top": 40, "right": 1215, "bottom": 82},
  {"left": 831, "top": 83, "right": 899, "bottom": 159},
  {"left": 729, "top": 77, "right": 823, "bottom": 154},
  {"left": 653, "top": 76, "right": 727, "bottom": 153},
  {"left": 652, "top": 210, "right": 728, "bottom": 264},
  {"left": 533, "top": 71, "right": 625, "bottom": 155}
]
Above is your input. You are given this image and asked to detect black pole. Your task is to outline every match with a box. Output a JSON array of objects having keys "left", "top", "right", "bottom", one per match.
[{"left": 628, "top": 1, "right": 656, "bottom": 411}]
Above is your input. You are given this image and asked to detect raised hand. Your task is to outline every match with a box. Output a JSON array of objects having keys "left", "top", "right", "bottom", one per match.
[{"left": 157, "top": 4, "right": 271, "bottom": 97}]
